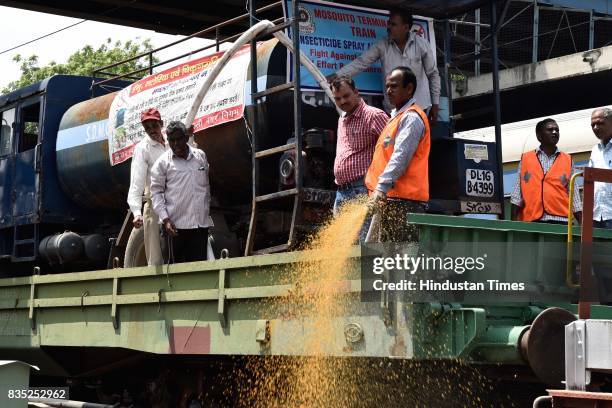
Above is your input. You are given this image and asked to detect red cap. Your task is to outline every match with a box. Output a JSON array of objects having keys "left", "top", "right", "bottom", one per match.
[{"left": 140, "top": 108, "right": 161, "bottom": 123}]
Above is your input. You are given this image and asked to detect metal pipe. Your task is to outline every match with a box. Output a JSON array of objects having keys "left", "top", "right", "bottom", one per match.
[
  {"left": 246, "top": 0, "right": 259, "bottom": 257},
  {"left": 566, "top": 172, "right": 582, "bottom": 289},
  {"left": 292, "top": 0, "right": 303, "bottom": 190},
  {"left": 445, "top": 19, "right": 490, "bottom": 28},
  {"left": 532, "top": 2, "right": 539, "bottom": 63},
  {"left": 94, "top": 17, "right": 285, "bottom": 86},
  {"left": 92, "top": 1, "right": 283, "bottom": 73},
  {"left": 216, "top": 27, "right": 220, "bottom": 52},
  {"left": 495, "top": 0, "right": 511, "bottom": 35},
  {"left": 475, "top": 8, "right": 481, "bottom": 76},
  {"left": 443, "top": 19, "right": 453, "bottom": 131},
  {"left": 578, "top": 168, "right": 612, "bottom": 318},
  {"left": 579, "top": 167, "right": 595, "bottom": 319},
  {"left": 589, "top": 10, "right": 594, "bottom": 50},
  {"left": 472, "top": 325, "right": 530, "bottom": 364},
  {"left": 532, "top": 395, "right": 552, "bottom": 408},
  {"left": 490, "top": 0, "right": 505, "bottom": 216},
  {"left": 28, "top": 399, "right": 115, "bottom": 408}
]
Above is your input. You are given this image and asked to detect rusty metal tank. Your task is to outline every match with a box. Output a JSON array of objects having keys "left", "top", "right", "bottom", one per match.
[
  {"left": 194, "top": 39, "right": 338, "bottom": 206},
  {"left": 56, "top": 92, "right": 130, "bottom": 211},
  {"left": 56, "top": 39, "right": 338, "bottom": 211}
]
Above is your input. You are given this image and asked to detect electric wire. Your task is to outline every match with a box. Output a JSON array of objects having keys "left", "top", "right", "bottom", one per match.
[{"left": 0, "top": 0, "right": 139, "bottom": 56}]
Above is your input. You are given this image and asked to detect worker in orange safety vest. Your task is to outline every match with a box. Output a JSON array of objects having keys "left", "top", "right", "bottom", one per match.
[
  {"left": 511, "top": 118, "right": 582, "bottom": 224},
  {"left": 365, "top": 66, "right": 430, "bottom": 242}
]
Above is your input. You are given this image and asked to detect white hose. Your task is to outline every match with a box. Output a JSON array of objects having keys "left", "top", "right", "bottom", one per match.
[
  {"left": 271, "top": 31, "right": 341, "bottom": 115},
  {"left": 185, "top": 19, "right": 340, "bottom": 128},
  {"left": 186, "top": 20, "right": 274, "bottom": 127}
]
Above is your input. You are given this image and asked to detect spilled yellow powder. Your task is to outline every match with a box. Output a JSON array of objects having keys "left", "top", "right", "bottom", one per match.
[{"left": 226, "top": 199, "right": 508, "bottom": 407}]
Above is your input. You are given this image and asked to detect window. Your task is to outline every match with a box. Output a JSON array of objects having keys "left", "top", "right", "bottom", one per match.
[
  {"left": 0, "top": 108, "right": 15, "bottom": 157},
  {"left": 18, "top": 103, "right": 40, "bottom": 153}
]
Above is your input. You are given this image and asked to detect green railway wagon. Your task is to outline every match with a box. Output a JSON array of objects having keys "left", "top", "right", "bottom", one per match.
[{"left": 1, "top": 215, "right": 612, "bottom": 405}]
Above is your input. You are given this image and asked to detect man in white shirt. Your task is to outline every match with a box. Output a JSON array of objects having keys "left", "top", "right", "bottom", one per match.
[
  {"left": 589, "top": 107, "right": 612, "bottom": 229},
  {"left": 127, "top": 108, "right": 168, "bottom": 266},
  {"left": 329, "top": 9, "right": 440, "bottom": 122},
  {"left": 588, "top": 107, "right": 612, "bottom": 304},
  {"left": 150, "top": 121, "right": 213, "bottom": 263}
]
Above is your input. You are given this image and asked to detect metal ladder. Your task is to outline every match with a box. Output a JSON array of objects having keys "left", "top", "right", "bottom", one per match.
[
  {"left": 12, "top": 223, "right": 38, "bottom": 262},
  {"left": 244, "top": 1, "right": 303, "bottom": 256}
]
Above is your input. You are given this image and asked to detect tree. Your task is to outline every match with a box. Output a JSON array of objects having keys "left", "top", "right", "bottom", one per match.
[{"left": 3, "top": 38, "right": 158, "bottom": 93}]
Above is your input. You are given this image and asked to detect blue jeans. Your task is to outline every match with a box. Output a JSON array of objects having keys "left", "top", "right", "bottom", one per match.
[{"left": 333, "top": 184, "right": 371, "bottom": 243}]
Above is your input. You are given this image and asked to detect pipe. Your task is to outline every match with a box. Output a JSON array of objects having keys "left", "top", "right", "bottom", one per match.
[
  {"left": 533, "top": 395, "right": 552, "bottom": 408},
  {"left": 566, "top": 171, "right": 582, "bottom": 289},
  {"left": 186, "top": 19, "right": 341, "bottom": 127},
  {"left": 490, "top": 0, "right": 505, "bottom": 216},
  {"left": 271, "top": 31, "right": 340, "bottom": 114},
  {"left": 28, "top": 399, "right": 115, "bottom": 408},
  {"left": 472, "top": 325, "right": 530, "bottom": 364}
]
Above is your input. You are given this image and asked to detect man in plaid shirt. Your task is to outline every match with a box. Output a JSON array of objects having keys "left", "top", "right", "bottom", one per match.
[{"left": 331, "top": 76, "right": 389, "bottom": 241}]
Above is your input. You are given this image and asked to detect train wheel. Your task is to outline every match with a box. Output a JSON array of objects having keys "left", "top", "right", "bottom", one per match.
[{"left": 124, "top": 227, "right": 147, "bottom": 267}]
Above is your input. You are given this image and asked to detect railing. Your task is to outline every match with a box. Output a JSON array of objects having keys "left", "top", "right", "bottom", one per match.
[
  {"left": 90, "top": 1, "right": 284, "bottom": 88},
  {"left": 577, "top": 167, "right": 612, "bottom": 319}
]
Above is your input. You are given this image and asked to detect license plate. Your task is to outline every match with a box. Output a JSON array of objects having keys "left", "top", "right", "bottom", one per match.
[
  {"left": 460, "top": 201, "right": 502, "bottom": 214},
  {"left": 303, "top": 188, "right": 334, "bottom": 206},
  {"left": 465, "top": 169, "right": 494, "bottom": 197}
]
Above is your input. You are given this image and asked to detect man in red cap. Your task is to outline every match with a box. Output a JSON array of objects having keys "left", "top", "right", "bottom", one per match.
[{"left": 127, "top": 108, "right": 169, "bottom": 266}]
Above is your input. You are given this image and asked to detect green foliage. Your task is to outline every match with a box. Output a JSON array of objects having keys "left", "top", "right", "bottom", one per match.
[{"left": 3, "top": 38, "right": 157, "bottom": 93}]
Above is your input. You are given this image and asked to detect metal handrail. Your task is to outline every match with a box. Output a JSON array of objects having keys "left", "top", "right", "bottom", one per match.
[
  {"left": 565, "top": 171, "right": 582, "bottom": 289},
  {"left": 578, "top": 167, "right": 612, "bottom": 319},
  {"left": 93, "top": 16, "right": 285, "bottom": 87},
  {"left": 91, "top": 1, "right": 283, "bottom": 85}
]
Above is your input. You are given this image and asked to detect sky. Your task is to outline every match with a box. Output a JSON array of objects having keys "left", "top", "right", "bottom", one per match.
[{"left": 0, "top": 6, "right": 215, "bottom": 91}]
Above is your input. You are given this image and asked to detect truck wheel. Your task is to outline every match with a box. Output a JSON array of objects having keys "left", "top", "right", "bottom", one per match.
[{"left": 124, "top": 227, "right": 147, "bottom": 268}]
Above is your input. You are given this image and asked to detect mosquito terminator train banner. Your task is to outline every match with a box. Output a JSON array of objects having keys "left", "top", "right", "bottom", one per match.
[{"left": 283, "top": 0, "right": 435, "bottom": 93}]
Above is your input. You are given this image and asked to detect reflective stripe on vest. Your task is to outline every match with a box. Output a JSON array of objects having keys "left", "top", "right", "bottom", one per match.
[
  {"left": 518, "top": 150, "right": 571, "bottom": 221},
  {"left": 365, "top": 104, "right": 430, "bottom": 201}
]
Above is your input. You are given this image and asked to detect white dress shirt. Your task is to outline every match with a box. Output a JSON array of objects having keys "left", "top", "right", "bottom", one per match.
[
  {"left": 336, "top": 32, "right": 441, "bottom": 112},
  {"left": 150, "top": 146, "right": 213, "bottom": 229},
  {"left": 127, "top": 136, "right": 169, "bottom": 217}
]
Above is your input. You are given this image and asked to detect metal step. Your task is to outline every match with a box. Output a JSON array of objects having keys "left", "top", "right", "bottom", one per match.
[
  {"left": 254, "top": 143, "right": 296, "bottom": 159},
  {"left": 252, "top": 243, "right": 291, "bottom": 255},
  {"left": 254, "top": 188, "right": 299, "bottom": 203},
  {"left": 252, "top": 82, "right": 294, "bottom": 99},
  {"left": 14, "top": 239, "right": 36, "bottom": 245},
  {"left": 11, "top": 256, "right": 36, "bottom": 262}
]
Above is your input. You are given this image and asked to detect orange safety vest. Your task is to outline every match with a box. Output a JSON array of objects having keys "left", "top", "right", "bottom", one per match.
[
  {"left": 365, "top": 104, "right": 430, "bottom": 201},
  {"left": 518, "top": 150, "right": 572, "bottom": 221}
]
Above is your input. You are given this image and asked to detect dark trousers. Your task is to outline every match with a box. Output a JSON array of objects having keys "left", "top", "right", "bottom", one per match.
[
  {"left": 535, "top": 219, "right": 567, "bottom": 225},
  {"left": 381, "top": 199, "right": 426, "bottom": 243},
  {"left": 161, "top": 228, "right": 208, "bottom": 264}
]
